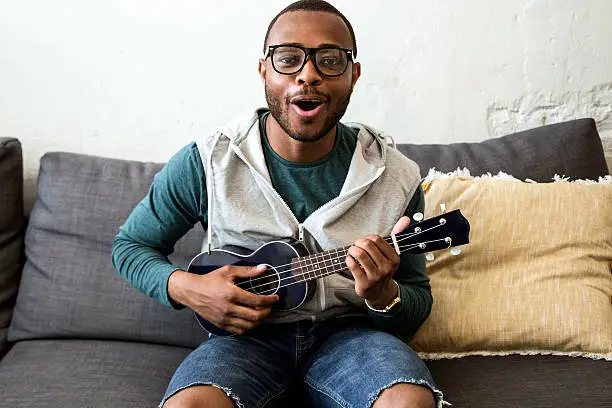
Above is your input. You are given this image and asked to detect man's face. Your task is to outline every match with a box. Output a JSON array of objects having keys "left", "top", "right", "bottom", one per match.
[{"left": 259, "top": 11, "right": 361, "bottom": 143}]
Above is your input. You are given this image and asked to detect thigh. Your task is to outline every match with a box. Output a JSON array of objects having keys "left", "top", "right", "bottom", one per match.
[
  {"left": 303, "top": 326, "right": 443, "bottom": 408},
  {"left": 160, "top": 333, "right": 293, "bottom": 408}
]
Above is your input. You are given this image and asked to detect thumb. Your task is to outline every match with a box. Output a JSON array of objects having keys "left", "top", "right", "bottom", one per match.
[
  {"left": 230, "top": 264, "right": 267, "bottom": 279},
  {"left": 392, "top": 216, "right": 411, "bottom": 235}
]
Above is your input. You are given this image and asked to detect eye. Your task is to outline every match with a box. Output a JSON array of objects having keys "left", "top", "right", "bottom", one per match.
[
  {"left": 317, "top": 49, "right": 346, "bottom": 68},
  {"left": 273, "top": 47, "right": 304, "bottom": 67},
  {"left": 277, "top": 56, "right": 300, "bottom": 65},
  {"left": 320, "top": 57, "right": 342, "bottom": 66}
]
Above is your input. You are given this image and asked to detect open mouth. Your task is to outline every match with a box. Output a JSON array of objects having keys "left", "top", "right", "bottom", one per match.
[{"left": 295, "top": 100, "right": 323, "bottom": 111}]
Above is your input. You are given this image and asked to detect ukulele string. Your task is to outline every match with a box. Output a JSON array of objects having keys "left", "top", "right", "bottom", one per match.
[
  {"left": 246, "top": 238, "right": 451, "bottom": 294},
  {"left": 237, "top": 237, "right": 450, "bottom": 293},
  {"left": 235, "top": 223, "right": 444, "bottom": 285},
  {"left": 234, "top": 223, "right": 445, "bottom": 290}
]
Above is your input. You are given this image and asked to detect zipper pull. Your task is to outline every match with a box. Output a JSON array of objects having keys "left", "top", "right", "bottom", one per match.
[{"left": 298, "top": 223, "right": 305, "bottom": 243}]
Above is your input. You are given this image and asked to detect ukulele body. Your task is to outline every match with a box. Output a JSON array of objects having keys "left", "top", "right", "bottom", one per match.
[{"left": 187, "top": 241, "right": 311, "bottom": 335}]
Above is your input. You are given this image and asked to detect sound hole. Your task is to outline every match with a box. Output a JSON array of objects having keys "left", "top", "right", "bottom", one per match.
[{"left": 247, "top": 264, "right": 280, "bottom": 295}]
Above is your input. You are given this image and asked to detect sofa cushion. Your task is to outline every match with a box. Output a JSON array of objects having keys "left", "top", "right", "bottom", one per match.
[
  {"left": 0, "top": 339, "right": 609, "bottom": 408},
  {"left": 397, "top": 118, "right": 609, "bottom": 181},
  {"left": 410, "top": 171, "right": 612, "bottom": 358},
  {"left": 0, "top": 339, "right": 190, "bottom": 408},
  {"left": 426, "top": 354, "right": 612, "bottom": 408},
  {"left": 8, "top": 152, "right": 208, "bottom": 348},
  {"left": 0, "top": 138, "right": 25, "bottom": 357}
]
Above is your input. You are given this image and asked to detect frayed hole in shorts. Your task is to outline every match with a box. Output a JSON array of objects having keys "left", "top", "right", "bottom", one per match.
[
  {"left": 366, "top": 377, "right": 450, "bottom": 408},
  {"left": 159, "top": 381, "right": 244, "bottom": 408}
]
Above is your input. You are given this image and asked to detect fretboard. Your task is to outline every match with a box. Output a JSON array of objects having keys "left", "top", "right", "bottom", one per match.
[
  {"left": 288, "top": 210, "right": 467, "bottom": 283},
  {"left": 291, "top": 237, "right": 397, "bottom": 283}
]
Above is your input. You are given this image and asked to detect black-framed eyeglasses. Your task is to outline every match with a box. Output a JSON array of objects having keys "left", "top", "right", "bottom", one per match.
[{"left": 264, "top": 45, "right": 354, "bottom": 77}]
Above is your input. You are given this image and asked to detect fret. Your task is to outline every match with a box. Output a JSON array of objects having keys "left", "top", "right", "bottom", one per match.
[
  {"left": 312, "top": 249, "right": 330, "bottom": 280},
  {"left": 301, "top": 257, "right": 311, "bottom": 282},
  {"left": 334, "top": 247, "right": 350, "bottom": 276},
  {"left": 333, "top": 247, "right": 347, "bottom": 274},
  {"left": 303, "top": 254, "right": 314, "bottom": 281},
  {"left": 292, "top": 257, "right": 306, "bottom": 283},
  {"left": 311, "top": 254, "right": 321, "bottom": 279},
  {"left": 318, "top": 247, "right": 333, "bottom": 277},
  {"left": 309, "top": 253, "right": 320, "bottom": 280},
  {"left": 325, "top": 250, "right": 335, "bottom": 274},
  {"left": 325, "top": 248, "right": 334, "bottom": 269},
  {"left": 297, "top": 246, "right": 350, "bottom": 281}
]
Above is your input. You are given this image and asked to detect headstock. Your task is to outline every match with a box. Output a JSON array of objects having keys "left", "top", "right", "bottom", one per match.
[{"left": 393, "top": 207, "right": 470, "bottom": 257}]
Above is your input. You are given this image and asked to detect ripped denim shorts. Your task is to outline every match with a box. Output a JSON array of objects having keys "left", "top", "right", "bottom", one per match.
[{"left": 160, "top": 316, "right": 444, "bottom": 408}]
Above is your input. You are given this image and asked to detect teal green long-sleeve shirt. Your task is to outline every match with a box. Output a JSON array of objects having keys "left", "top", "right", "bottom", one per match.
[{"left": 112, "top": 117, "right": 432, "bottom": 339}]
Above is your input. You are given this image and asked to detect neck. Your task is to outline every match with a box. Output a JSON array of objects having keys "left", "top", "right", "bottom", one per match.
[
  {"left": 265, "top": 114, "right": 336, "bottom": 163},
  {"left": 293, "top": 235, "right": 398, "bottom": 283}
]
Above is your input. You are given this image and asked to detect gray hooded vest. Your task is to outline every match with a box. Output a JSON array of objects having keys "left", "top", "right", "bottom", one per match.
[{"left": 197, "top": 109, "right": 421, "bottom": 323}]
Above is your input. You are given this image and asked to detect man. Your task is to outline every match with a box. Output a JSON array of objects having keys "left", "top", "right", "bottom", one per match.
[{"left": 112, "top": 1, "right": 443, "bottom": 407}]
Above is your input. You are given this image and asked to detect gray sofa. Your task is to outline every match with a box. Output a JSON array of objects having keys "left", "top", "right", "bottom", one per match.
[{"left": 0, "top": 119, "right": 610, "bottom": 407}]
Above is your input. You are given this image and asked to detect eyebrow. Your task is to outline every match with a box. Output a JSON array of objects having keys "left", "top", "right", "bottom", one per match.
[{"left": 275, "top": 42, "right": 347, "bottom": 49}]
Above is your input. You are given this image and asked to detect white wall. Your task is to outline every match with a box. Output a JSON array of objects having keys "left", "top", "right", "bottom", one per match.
[{"left": 1, "top": 0, "right": 611, "bottom": 209}]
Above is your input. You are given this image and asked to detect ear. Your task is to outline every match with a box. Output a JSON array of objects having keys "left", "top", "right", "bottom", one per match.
[
  {"left": 258, "top": 59, "right": 267, "bottom": 84},
  {"left": 351, "top": 61, "right": 361, "bottom": 88}
]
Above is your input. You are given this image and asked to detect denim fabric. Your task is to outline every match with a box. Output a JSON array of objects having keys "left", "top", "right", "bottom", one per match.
[{"left": 160, "top": 317, "right": 444, "bottom": 408}]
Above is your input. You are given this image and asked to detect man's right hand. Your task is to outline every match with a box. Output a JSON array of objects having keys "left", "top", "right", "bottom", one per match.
[{"left": 168, "top": 265, "right": 279, "bottom": 335}]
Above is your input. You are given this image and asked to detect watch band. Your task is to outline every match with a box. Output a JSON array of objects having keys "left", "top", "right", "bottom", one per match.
[{"left": 365, "top": 280, "right": 401, "bottom": 313}]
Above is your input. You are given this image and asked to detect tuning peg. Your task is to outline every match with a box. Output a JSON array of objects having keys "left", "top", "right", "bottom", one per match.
[
  {"left": 440, "top": 203, "right": 447, "bottom": 214},
  {"left": 413, "top": 212, "right": 424, "bottom": 222},
  {"left": 450, "top": 248, "right": 461, "bottom": 256},
  {"left": 425, "top": 253, "right": 435, "bottom": 261}
]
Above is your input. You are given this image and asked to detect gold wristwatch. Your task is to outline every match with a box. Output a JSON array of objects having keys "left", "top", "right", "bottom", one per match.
[{"left": 365, "top": 280, "right": 402, "bottom": 313}]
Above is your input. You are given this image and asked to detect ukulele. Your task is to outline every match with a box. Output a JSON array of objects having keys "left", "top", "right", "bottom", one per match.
[{"left": 187, "top": 209, "right": 470, "bottom": 335}]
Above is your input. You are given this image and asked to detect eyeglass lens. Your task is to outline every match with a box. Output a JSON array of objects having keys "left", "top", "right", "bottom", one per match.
[{"left": 272, "top": 46, "right": 349, "bottom": 76}]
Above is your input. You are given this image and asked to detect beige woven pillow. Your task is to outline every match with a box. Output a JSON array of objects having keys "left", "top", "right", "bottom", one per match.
[{"left": 410, "top": 170, "right": 612, "bottom": 360}]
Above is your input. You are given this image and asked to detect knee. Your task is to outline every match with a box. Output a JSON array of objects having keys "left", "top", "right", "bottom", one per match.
[
  {"left": 162, "top": 385, "right": 235, "bottom": 408},
  {"left": 373, "top": 383, "right": 435, "bottom": 408}
]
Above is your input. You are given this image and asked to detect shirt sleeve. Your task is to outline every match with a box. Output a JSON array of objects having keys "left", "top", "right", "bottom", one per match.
[
  {"left": 111, "top": 142, "right": 207, "bottom": 308},
  {"left": 366, "top": 184, "right": 433, "bottom": 340}
]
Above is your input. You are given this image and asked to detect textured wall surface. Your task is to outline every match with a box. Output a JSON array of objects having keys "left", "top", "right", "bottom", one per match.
[
  {"left": 488, "top": 81, "right": 612, "bottom": 150},
  {"left": 0, "top": 0, "right": 610, "bottom": 209}
]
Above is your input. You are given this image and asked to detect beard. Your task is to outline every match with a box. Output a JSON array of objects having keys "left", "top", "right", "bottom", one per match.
[{"left": 265, "top": 83, "right": 353, "bottom": 143}]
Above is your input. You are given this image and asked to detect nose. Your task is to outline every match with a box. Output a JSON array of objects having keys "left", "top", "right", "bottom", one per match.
[{"left": 296, "top": 56, "right": 323, "bottom": 86}]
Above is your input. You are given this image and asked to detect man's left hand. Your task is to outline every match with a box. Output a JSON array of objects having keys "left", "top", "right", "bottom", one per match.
[{"left": 345, "top": 216, "right": 411, "bottom": 308}]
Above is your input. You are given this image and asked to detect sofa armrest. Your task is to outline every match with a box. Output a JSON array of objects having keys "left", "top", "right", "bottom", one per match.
[{"left": 0, "top": 137, "right": 25, "bottom": 358}]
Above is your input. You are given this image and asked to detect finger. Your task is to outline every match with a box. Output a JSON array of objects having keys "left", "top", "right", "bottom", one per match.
[
  {"left": 364, "top": 235, "right": 399, "bottom": 263},
  {"left": 231, "top": 264, "right": 268, "bottom": 279},
  {"left": 224, "top": 325, "right": 247, "bottom": 335},
  {"left": 230, "top": 304, "right": 273, "bottom": 323},
  {"left": 345, "top": 254, "right": 366, "bottom": 281},
  {"left": 229, "top": 265, "right": 279, "bottom": 306},
  {"left": 233, "top": 287, "right": 279, "bottom": 308},
  {"left": 347, "top": 245, "right": 378, "bottom": 279},
  {"left": 225, "top": 312, "right": 270, "bottom": 334},
  {"left": 392, "top": 216, "right": 411, "bottom": 235},
  {"left": 222, "top": 321, "right": 252, "bottom": 335}
]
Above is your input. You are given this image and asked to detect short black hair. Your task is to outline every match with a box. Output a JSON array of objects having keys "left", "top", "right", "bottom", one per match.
[{"left": 263, "top": 0, "right": 357, "bottom": 57}]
